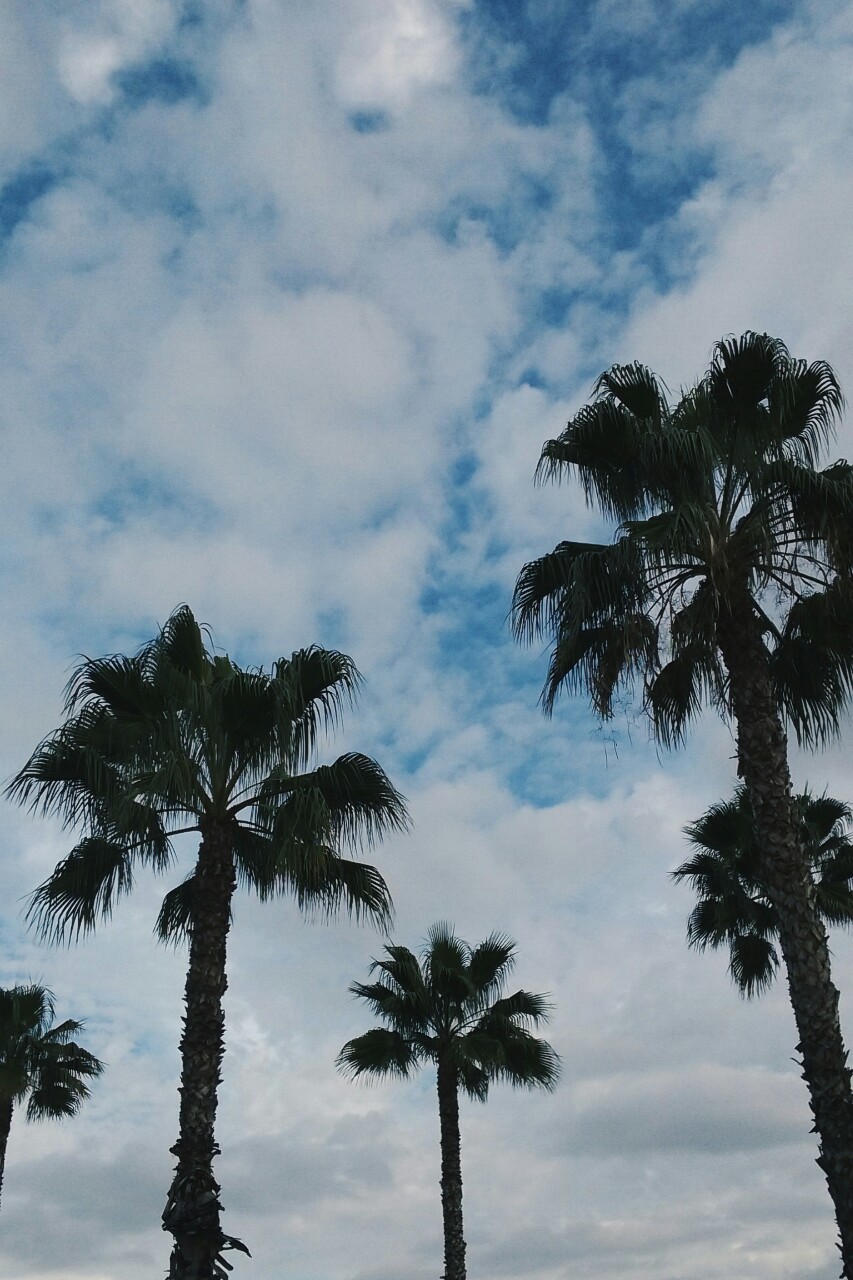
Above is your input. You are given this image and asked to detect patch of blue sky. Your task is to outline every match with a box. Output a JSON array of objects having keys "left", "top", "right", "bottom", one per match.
[
  {"left": 465, "top": 0, "right": 798, "bottom": 125},
  {"left": 105, "top": 165, "right": 202, "bottom": 230},
  {"left": 348, "top": 109, "right": 392, "bottom": 135},
  {"left": 177, "top": 1, "right": 205, "bottom": 29},
  {"left": 425, "top": 592, "right": 642, "bottom": 805},
  {"left": 436, "top": 176, "right": 554, "bottom": 256},
  {"left": 459, "top": 0, "right": 796, "bottom": 265},
  {"left": 92, "top": 468, "right": 220, "bottom": 535},
  {"left": 114, "top": 57, "right": 207, "bottom": 109},
  {"left": 0, "top": 162, "right": 64, "bottom": 242}
]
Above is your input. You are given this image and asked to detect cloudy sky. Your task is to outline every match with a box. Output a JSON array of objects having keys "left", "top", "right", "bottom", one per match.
[{"left": 2, "top": 1, "right": 853, "bottom": 1277}]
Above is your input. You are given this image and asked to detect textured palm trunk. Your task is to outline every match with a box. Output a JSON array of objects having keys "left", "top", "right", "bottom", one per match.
[
  {"left": 437, "top": 1057, "right": 466, "bottom": 1280},
  {"left": 163, "top": 819, "right": 242, "bottom": 1279},
  {"left": 0, "top": 1098, "right": 12, "bottom": 1211},
  {"left": 717, "top": 593, "right": 853, "bottom": 1277}
]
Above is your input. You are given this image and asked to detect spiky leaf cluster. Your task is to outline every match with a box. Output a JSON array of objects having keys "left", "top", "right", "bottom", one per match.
[
  {"left": 0, "top": 984, "right": 103, "bottom": 1119},
  {"left": 513, "top": 333, "right": 853, "bottom": 744},
  {"left": 7, "top": 606, "right": 408, "bottom": 943},
  {"left": 338, "top": 922, "right": 559, "bottom": 1101},
  {"left": 673, "top": 787, "right": 853, "bottom": 996}
]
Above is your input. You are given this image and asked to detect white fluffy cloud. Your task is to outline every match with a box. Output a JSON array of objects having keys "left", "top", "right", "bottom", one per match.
[{"left": 2, "top": 1, "right": 853, "bottom": 1278}]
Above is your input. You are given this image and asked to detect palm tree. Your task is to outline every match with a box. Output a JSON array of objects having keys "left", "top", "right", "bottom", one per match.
[
  {"left": 512, "top": 332, "right": 853, "bottom": 1270},
  {"left": 0, "top": 983, "right": 103, "bottom": 1210},
  {"left": 674, "top": 787, "right": 853, "bottom": 996},
  {"left": 337, "top": 923, "right": 559, "bottom": 1280},
  {"left": 7, "top": 605, "right": 408, "bottom": 1279}
]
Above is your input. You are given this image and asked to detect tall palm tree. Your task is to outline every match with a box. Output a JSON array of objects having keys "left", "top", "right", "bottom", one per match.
[
  {"left": 0, "top": 983, "right": 103, "bottom": 1210},
  {"left": 337, "top": 923, "right": 559, "bottom": 1280},
  {"left": 7, "top": 605, "right": 408, "bottom": 1279},
  {"left": 512, "top": 332, "right": 853, "bottom": 1270},
  {"left": 674, "top": 787, "right": 853, "bottom": 996}
]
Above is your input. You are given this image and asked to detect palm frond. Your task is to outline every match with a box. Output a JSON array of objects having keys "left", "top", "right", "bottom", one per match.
[
  {"left": 26, "top": 838, "right": 138, "bottom": 943},
  {"left": 465, "top": 1024, "right": 560, "bottom": 1092},
  {"left": 706, "top": 332, "right": 790, "bottom": 422},
  {"left": 272, "top": 647, "right": 362, "bottom": 770},
  {"left": 265, "top": 754, "right": 409, "bottom": 850},
  {"left": 771, "top": 582, "right": 853, "bottom": 746},
  {"left": 348, "top": 978, "right": 429, "bottom": 1031},
  {"left": 728, "top": 933, "right": 779, "bottom": 998},
  {"left": 26, "top": 1035, "right": 104, "bottom": 1120},
  {"left": 769, "top": 360, "right": 845, "bottom": 468},
  {"left": 776, "top": 458, "right": 853, "bottom": 572},
  {"left": 545, "top": 611, "right": 659, "bottom": 717},
  {"left": 480, "top": 989, "right": 553, "bottom": 1026},
  {"left": 272, "top": 838, "right": 392, "bottom": 927},
  {"left": 336, "top": 1028, "right": 420, "bottom": 1081},
  {"left": 155, "top": 874, "right": 198, "bottom": 944},
  {"left": 155, "top": 604, "right": 211, "bottom": 682},
  {"left": 456, "top": 1057, "right": 491, "bottom": 1102},
  {"left": 466, "top": 934, "right": 516, "bottom": 1000},
  {"left": 512, "top": 538, "right": 648, "bottom": 665},
  {"left": 63, "top": 653, "right": 160, "bottom": 721},
  {"left": 595, "top": 362, "right": 668, "bottom": 423},
  {"left": 646, "top": 641, "right": 725, "bottom": 747}
]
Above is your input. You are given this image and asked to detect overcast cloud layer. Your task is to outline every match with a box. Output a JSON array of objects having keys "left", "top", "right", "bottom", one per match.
[{"left": 2, "top": 2, "right": 853, "bottom": 1278}]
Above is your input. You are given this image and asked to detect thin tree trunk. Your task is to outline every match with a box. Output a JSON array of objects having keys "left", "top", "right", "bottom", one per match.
[
  {"left": 717, "top": 593, "right": 853, "bottom": 1277},
  {"left": 0, "top": 1099, "right": 12, "bottom": 1212},
  {"left": 437, "top": 1057, "right": 466, "bottom": 1280},
  {"left": 162, "top": 819, "right": 245, "bottom": 1279}
]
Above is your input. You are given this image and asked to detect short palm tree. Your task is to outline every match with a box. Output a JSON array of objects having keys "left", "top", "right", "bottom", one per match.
[
  {"left": 0, "top": 983, "right": 103, "bottom": 1209},
  {"left": 7, "top": 605, "right": 408, "bottom": 1279},
  {"left": 674, "top": 787, "right": 853, "bottom": 996},
  {"left": 512, "top": 332, "right": 853, "bottom": 1270},
  {"left": 337, "top": 923, "right": 559, "bottom": 1280}
]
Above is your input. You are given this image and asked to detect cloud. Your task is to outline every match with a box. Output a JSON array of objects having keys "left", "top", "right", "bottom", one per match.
[
  {"left": 2, "top": 2, "right": 853, "bottom": 1279},
  {"left": 568, "top": 1065, "right": 809, "bottom": 1155}
]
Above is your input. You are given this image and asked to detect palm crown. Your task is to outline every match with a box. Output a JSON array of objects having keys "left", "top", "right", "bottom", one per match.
[
  {"left": 674, "top": 787, "right": 853, "bottom": 997},
  {"left": 0, "top": 984, "right": 103, "bottom": 1208},
  {"left": 9, "top": 605, "right": 408, "bottom": 940},
  {"left": 512, "top": 332, "right": 853, "bottom": 744},
  {"left": 338, "top": 922, "right": 559, "bottom": 1099},
  {"left": 0, "top": 984, "right": 103, "bottom": 1118}
]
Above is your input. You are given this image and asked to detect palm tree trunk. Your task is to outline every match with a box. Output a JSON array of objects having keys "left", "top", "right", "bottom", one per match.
[
  {"left": 162, "top": 819, "right": 242, "bottom": 1279},
  {"left": 436, "top": 1057, "right": 466, "bottom": 1280},
  {"left": 0, "top": 1099, "right": 12, "bottom": 1211},
  {"left": 717, "top": 594, "right": 853, "bottom": 1277}
]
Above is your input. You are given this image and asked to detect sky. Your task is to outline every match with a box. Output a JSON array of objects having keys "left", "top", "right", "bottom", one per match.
[{"left": 1, "top": 1, "right": 853, "bottom": 1278}]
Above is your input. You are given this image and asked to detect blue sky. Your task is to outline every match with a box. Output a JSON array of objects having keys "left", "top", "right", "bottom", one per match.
[{"left": 2, "top": 1, "right": 853, "bottom": 1278}]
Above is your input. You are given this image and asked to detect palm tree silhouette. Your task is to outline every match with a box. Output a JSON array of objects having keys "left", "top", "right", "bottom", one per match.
[
  {"left": 8, "top": 605, "right": 408, "bottom": 1278},
  {"left": 338, "top": 923, "right": 559, "bottom": 1280}
]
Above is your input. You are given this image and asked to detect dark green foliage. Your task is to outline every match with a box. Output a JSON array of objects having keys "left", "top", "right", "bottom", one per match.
[
  {"left": 8, "top": 605, "right": 409, "bottom": 942},
  {"left": 674, "top": 788, "right": 853, "bottom": 997},
  {"left": 513, "top": 332, "right": 853, "bottom": 742},
  {"left": 0, "top": 984, "right": 103, "bottom": 1209},
  {"left": 338, "top": 922, "right": 560, "bottom": 1099},
  {"left": 0, "top": 984, "right": 103, "bottom": 1119}
]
